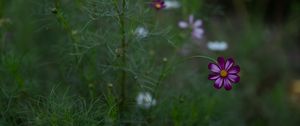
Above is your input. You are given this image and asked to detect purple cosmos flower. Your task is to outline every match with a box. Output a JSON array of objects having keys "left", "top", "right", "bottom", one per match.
[
  {"left": 208, "top": 57, "right": 240, "bottom": 90},
  {"left": 178, "top": 15, "right": 204, "bottom": 39},
  {"left": 150, "top": 0, "right": 166, "bottom": 10}
]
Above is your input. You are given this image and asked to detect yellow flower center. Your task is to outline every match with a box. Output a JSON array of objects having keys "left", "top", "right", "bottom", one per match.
[
  {"left": 220, "top": 70, "right": 228, "bottom": 77},
  {"left": 155, "top": 3, "right": 162, "bottom": 9}
]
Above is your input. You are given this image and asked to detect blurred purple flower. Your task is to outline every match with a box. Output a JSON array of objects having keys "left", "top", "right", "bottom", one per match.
[
  {"left": 208, "top": 57, "right": 240, "bottom": 90},
  {"left": 178, "top": 15, "right": 204, "bottom": 39},
  {"left": 150, "top": 0, "right": 166, "bottom": 10}
]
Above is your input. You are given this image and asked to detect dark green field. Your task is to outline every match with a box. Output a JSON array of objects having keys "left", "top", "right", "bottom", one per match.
[{"left": 0, "top": 0, "right": 300, "bottom": 125}]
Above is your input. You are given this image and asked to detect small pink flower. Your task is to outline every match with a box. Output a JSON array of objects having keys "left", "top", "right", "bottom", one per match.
[
  {"left": 150, "top": 0, "right": 166, "bottom": 10},
  {"left": 208, "top": 57, "right": 240, "bottom": 91},
  {"left": 178, "top": 15, "right": 204, "bottom": 39}
]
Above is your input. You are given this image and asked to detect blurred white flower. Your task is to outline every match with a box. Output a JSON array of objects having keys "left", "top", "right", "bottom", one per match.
[
  {"left": 134, "top": 26, "right": 148, "bottom": 39},
  {"left": 136, "top": 92, "right": 156, "bottom": 109},
  {"left": 165, "top": 0, "right": 181, "bottom": 9},
  {"left": 207, "top": 41, "right": 228, "bottom": 51}
]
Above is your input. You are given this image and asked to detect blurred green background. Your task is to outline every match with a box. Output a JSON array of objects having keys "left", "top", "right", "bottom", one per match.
[{"left": 0, "top": 0, "right": 300, "bottom": 125}]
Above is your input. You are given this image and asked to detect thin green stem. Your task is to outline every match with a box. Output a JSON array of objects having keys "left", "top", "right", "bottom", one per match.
[
  {"left": 53, "top": 0, "right": 80, "bottom": 63},
  {"left": 120, "top": 0, "right": 126, "bottom": 117},
  {"left": 113, "top": 0, "right": 127, "bottom": 120},
  {"left": 53, "top": 0, "right": 92, "bottom": 99},
  {"left": 154, "top": 59, "right": 168, "bottom": 99},
  {"left": 188, "top": 55, "right": 217, "bottom": 63},
  {"left": 174, "top": 55, "right": 217, "bottom": 69}
]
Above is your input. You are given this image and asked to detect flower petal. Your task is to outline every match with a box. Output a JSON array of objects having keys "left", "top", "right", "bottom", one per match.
[
  {"left": 223, "top": 78, "right": 232, "bottom": 90},
  {"left": 228, "top": 65, "right": 240, "bottom": 74},
  {"left": 208, "top": 74, "right": 220, "bottom": 80},
  {"left": 193, "top": 28, "right": 204, "bottom": 34},
  {"left": 208, "top": 63, "right": 221, "bottom": 73},
  {"left": 214, "top": 78, "right": 223, "bottom": 89},
  {"left": 161, "top": 2, "right": 166, "bottom": 8},
  {"left": 192, "top": 28, "right": 204, "bottom": 39},
  {"left": 189, "top": 15, "right": 194, "bottom": 24},
  {"left": 178, "top": 21, "right": 188, "bottom": 28},
  {"left": 217, "top": 57, "right": 225, "bottom": 69},
  {"left": 193, "top": 20, "right": 202, "bottom": 28},
  {"left": 225, "top": 58, "right": 235, "bottom": 70},
  {"left": 228, "top": 74, "right": 240, "bottom": 83}
]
